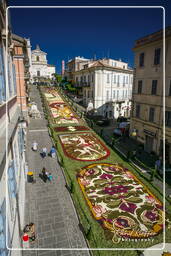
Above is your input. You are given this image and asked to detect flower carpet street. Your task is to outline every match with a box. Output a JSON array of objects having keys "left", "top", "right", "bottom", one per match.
[
  {"left": 38, "top": 85, "right": 167, "bottom": 253},
  {"left": 24, "top": 85, "right": 90, "bottom": 256}
]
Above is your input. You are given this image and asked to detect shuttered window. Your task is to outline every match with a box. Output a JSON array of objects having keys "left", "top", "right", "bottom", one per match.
[
  {"left": 0, "top": 46, "right": 6, "bottom": 102},
  {"left": 0, "top": 200, "right": 9, "bottom": 256}
]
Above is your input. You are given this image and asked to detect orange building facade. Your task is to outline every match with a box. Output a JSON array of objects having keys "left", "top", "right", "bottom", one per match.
[{"left": 12, "top": 34, "right": 30, "bottom": 117}]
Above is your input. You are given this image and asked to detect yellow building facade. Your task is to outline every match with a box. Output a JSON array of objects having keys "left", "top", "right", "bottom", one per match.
[{"left": 130, "top": 27, "right": 171, "bottom": 165}]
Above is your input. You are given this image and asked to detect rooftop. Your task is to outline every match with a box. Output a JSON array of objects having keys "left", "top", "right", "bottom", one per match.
[
  {"left": 32, "top": 44, "right": 47, "bottom": 55},
  {"left": 134, "top": 26, "right": 171, "bottom": 49}
]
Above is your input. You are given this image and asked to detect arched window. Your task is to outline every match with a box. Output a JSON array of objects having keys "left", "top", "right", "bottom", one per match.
[{"left": 36, "top": 56, "right": 39, "bottom": 61}]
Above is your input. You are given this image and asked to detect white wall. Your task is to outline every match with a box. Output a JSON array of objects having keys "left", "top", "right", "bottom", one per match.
[{"left": 75, "top": 67, "right": 133, "bottom": 118}]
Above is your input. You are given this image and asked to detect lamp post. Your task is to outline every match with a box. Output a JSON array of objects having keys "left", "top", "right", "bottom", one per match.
[{"left": 127, "top": 129, "right": 137, "bottom": 160}]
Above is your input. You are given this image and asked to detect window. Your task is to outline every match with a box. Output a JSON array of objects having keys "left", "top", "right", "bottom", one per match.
[
  {"left": 154, "top": 48, "right": 161, "bottom": 65},
  {"left": 138, "top": 80, "right": 143, "bottom": 94},
  {"left": 18, "top": 129, "right": 24, "bottom": 157},
  {"left": 123, "top": 76, "right": 125, "bottom": 84},
  {"left": 151, "top": 80, "right": 157, "bottom": 95},
  {"left": 91, "top": 74, "right": 94, "bottom": 82},
  {"left": 0, "top": 200, "right": 9, "bottom": 255},
  {"left": 169, "top": 81, "right": 171, "bottom": 96},
  {"left": 8, "top": 56, "right": 13, "bottom": 98},
  {"left": 84, "top": 76, "right": 86, "bottom": 82},
  {"left": 113, "top": 90, "right": 115, "bottom": 99},
  {"left": 0, "top": 46, "right": 6, "bottom": 102},
  {"left": 12, "top": 64, "right": 17, "bottom": 95},
  {"left": 8, "top": 161, "right": 17, "bottom": 198},
  {"left": 131, "top": 76, "right": 133, "bottom": 84},
  {"left": 13, "top": 142, "right": 19, "bottom": 177},
  {"left": 88, "top": 75, "right": 90, "bottom": 82},
  {"left": 149, "top": 107, "right": 155, "bottom": 122},
  {"left": 36, "top": 56, "right": 39, "bottom": 61},
  {"left": 166, "top": 111, "right": 171, "bottom": 127},
  {"left": 37, "top": 71, "right": 40, "bottom": 76},
  {"left": 125, "top": 90, "right": 127, "bottom": 98},
  {"left": 113, "top": 74, "right": 116, "bottom": 83},
  {"left": 136, "top": 105, "right": 140, "bottom": 118},
  {"left": 126, "top": 76, "right": 128, "bottom": 84},
  {"left": 117, "top": 75, "right": 120, "bottom": 86},
  {"left": 88, "top": 90, "right": 90, "bottom": 98},
  {"left": 139, "top": 53, "right": 144, "bottom": 67},
  {"left": 106, "top": 90, "right": 109, "bottom": 100},
  {"left": 117, "top": 90, "right": 119, "bottom": 99},
  {"left": 107, "top": 74, "right": 110, "bottom": 83}
]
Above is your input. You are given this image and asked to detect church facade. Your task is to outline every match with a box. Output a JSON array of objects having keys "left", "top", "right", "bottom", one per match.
[{"left": 30, "top": 45, "right": 55, "bottom": 82}]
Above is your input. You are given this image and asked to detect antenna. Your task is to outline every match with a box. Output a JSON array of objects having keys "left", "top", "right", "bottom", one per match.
[{"left": 107, "top": 49, "right": 110, "bottom": 59}]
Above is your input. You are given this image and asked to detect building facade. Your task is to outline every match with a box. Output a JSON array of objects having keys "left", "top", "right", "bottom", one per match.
[
  {"left": 74, "top": 59, "right": 133, "bottom": 119},
  {"left": 12, "top": 34, "right": 30, "bottom": 118},
  {"left": 30, "top": 44, "right": 55, "bottom": 82},
  {"left": 130, "top": 27, "right": 171, "bottom": 165},
  {"left": 0, "top": 1, "right": 27, "bottom": 254},
  {"left": 65, "top": 56, "right": 90, "bottom": 82}
]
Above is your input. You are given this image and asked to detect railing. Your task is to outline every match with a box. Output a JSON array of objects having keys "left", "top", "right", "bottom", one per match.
[
  {"left": 105, "top": 96, "right": 132, "bottom": 103},
  {"left": 74, "top": 82, "right": 90, "bottom": 87}
]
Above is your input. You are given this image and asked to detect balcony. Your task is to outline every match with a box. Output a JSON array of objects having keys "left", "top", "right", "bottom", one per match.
[
  {"left": 105, "top": 96, "right": 132, "bottom": 104},
  {"left": 74, "top": 82, "right": 90, "bottom": 88},
  {"left": 24, "top": 72, "right": 30, "bottom": 79},
  {"left": 32, "top": 61, "right": 47, "bottom": 65}
]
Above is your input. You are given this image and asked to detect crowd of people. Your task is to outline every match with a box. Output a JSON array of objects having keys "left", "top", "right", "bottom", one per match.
[
  {"left": 23, "top": 143, "right": 57, "bottom": 244},
  {"left": 31, "top": 142, "right": 56, "bottom": 183},
  {"left": 32, "top": 141, "right": 56, "bottom": 159}
]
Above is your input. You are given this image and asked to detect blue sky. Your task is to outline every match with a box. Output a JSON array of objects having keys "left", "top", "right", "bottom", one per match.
[{"left": 9, "top": 0, "right": 170, "bottom": 73}]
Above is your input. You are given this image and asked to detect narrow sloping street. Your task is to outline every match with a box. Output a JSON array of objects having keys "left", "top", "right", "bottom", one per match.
[{"left": 24, "top": 85, "right": 90, "bottom": 256}]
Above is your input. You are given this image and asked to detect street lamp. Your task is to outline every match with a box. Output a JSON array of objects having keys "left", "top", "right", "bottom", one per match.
[{"left": 131, "top": 129, "right": 137, "bottom": 137}]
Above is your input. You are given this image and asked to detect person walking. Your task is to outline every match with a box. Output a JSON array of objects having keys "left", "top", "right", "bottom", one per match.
[
  {"left": 32, "top": 141, "right": 38, "bottom": 151},
  {"left": 155, "top": 158, "right": 161, "bottom": 172},
  {"left": 49, "top": 146, "right": 56, "bottom": 158},
  {"left": 41, "top": 167, "right": 48, "bottom": 182},
  {"left": 41, "top": 147, "right": 47, "bottom": 158}
]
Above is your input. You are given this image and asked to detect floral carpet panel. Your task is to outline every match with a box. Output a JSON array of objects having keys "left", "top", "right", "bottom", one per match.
[
  {"left": 44, "top": 92, "right": 64, "bottom": 104},
  {"left": 59, "top": 133, "right": 110, "bottom": 161},
  {"left": 77, "top": 163, "right": 163, "bottom": 243},
  {"left": 54, "top": 126, "right": 90, "bottom": 133},
  {"left": 49, "top": 102, "right": 79, "bottom": 124}
]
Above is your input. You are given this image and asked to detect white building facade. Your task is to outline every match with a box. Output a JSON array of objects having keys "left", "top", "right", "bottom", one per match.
[
  {"left": 30, "top": 45, "right": 55, "bottom": 82},
  {"left": 0, "top": 2, "right": 27, "bottom": 254},
  {"left": 74, "top": 59, "right": 133, "bottom": 119}
]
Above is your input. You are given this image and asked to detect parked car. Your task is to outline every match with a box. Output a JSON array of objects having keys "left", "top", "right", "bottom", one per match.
[
  {"left": 118, "top": 121, "right": 130, "bottom": 129},
  {"left": 86, "top": 114, "right": 110, "bottom": 126},
  {"left": 113, "top": 128, "right": 122, "bottom": 136},
  {"left": 117, "top": 116, "right": 130, "bottom": 123},
  {"left": 114, "top": 122, "right": 130, "bottom": 137}
]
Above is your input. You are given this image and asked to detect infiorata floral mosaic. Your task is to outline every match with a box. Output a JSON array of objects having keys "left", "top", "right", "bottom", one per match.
[
  {"left": 48, "top": 102, "right": 79, "bottom": 124},
  {"left": 54, "top": 126, "right": 90, "bottom": 133},
  {"left": 59, "top": 133, "right": 110, "bottom": 161},
  {"left": 44, "top": 93, "right": 64, "bottom": 103},
  {"left": 77, "top": 163, "right": 163, "bottom": 243}
]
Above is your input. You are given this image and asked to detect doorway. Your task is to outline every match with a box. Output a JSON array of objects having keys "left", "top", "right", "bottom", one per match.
[{"left": 145, "top": 135, "right": 154, "bottom": 153}]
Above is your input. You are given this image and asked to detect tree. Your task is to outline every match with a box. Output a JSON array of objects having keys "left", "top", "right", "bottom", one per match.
[{"left": 52, "top": 73, "right": 62, "bottom": 83}]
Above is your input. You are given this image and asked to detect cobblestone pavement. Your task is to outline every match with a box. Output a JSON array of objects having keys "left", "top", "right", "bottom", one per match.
[{"left": 23, "top": 86, "right": 90, "bottom": 256}]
